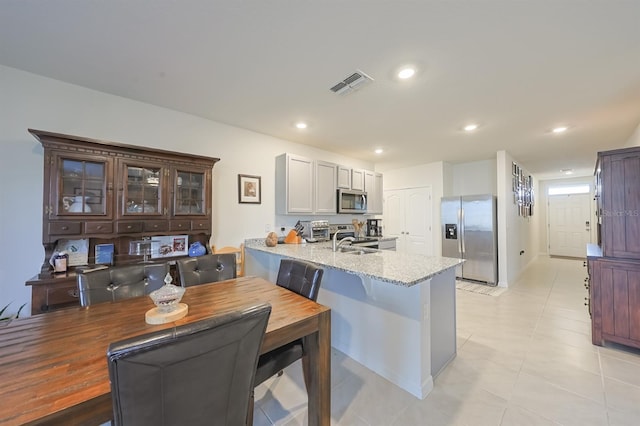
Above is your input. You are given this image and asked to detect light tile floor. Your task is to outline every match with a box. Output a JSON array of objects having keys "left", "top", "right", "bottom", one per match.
[{"left": 253, "top": 256, "right": 640, "bottom": 425}]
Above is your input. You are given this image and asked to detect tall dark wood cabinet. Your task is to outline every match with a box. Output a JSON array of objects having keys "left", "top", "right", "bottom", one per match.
[
  {"left": 25, "top": 129, "right": 219, "bottom": 314},
  {"left": 588, "top": 146, "right": 640, "bottom": 349}
]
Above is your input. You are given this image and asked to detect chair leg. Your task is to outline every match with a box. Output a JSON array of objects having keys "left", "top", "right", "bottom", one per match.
[{"left": 247, "top": 390, "right": 255, "bottom": 426}]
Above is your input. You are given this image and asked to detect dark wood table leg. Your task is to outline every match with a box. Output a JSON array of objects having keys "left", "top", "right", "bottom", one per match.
[{"left": 303, "top": 310, "right": 331, "bottom": 426}]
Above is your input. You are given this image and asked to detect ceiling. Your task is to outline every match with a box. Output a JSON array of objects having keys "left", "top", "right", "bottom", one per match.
[{"left": 2, "top": 1, "right": 640, "bottom": 179}]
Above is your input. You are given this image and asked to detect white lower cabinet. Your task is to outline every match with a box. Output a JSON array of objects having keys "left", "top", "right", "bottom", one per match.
[
  {"left": 378, "top": 239, "right": 397, "bottom": 251},
  {"left": 384, "top": 187, "right": 432, "bottom": 255}
]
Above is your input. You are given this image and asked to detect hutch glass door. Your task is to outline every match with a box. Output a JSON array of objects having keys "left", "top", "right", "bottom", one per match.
[
  {"left": 60, "top": 158, "right": 106, "bottom": 215},
  {"left": 124, "top": 165, "right": 162, "bottom": 215},
  {"left": 175, "top": 171, "right": 205, "bottom": 215}
]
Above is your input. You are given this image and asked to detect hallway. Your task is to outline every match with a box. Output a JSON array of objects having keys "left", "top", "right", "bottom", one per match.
[{"left": 254, "top": 256, "right": 640, "bottom": 425}]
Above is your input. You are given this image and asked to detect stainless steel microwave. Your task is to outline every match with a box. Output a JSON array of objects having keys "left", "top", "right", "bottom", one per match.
[{"left": 337, "top": 189, "right": 367, "bottom": 214}]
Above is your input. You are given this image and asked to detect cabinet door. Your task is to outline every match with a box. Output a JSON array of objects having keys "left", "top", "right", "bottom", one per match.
[
  {"left": 337, "top": 166, "right": 351, "bottom": 189},
  {"left": 50, "top": 152, "right": 112, "bottom": 218},
  {"left": 595, "top": 259, "right": 640, "bottom": 347},
  {"left": 277, "top": 154, "right": 314, "bottom": 214},
  {"left": 351, "top": 169, "right": 365, "bottom": 191},
  {"left": 364, "top": 171, "right": 383, "bottom": 214},
  {"left": 315, "top": 161, "right": 337, "bottom": 214},
  {"left": 174, "top": 167, "right": 209, "bottom": 217},
  {"left": 601, "top": 151, "right": 640, "bottom": 259},
  {"left": 119, "top": 160, "right": 166, "bottom": 218}
]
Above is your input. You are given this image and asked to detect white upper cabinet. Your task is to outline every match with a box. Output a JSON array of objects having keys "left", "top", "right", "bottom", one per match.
[
  {"left": 276, "top": 153, "right": 381, "bottom": 216},
  {"left": 276, "top": 153, "right": 314, "bottom": 214},
  {"left": 315, "top": 160, "right": 337, "bottom": 214},
  {"left": 276, "top": 154, "right": 338, "bottom": 215},
  {"left": 337, "top": 165, "right": 351, "bottom": 189},
  {"left": 351, "top": 169, "right": 365, "bottom": 191},
  {"left": 365, "top": 171, "right": 383, "bottom": 214}
]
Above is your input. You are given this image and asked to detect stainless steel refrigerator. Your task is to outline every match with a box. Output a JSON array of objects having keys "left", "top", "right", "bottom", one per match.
[{"left": 441, "top": 195, "right": 498, "bottom": 285}]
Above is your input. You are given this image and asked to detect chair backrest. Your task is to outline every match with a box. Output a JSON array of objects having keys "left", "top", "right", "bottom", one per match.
[
  {"left": 78, "top": 263, "right": 169, "bottom": 307},
  {"left": 211, "top": 243, "right": 245, "bottom": 277},
  {"left": 276, "top": 259, "right": 324, "bottom": 301},
  {"left": 176, "top": 254, "right": 236, "bottom": 287},
  {"left": 107, "top": 303, "right": 271, "bottom": 426}
]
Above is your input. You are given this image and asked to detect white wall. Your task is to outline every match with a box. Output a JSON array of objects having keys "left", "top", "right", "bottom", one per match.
[
  {"left": 496, "top": 151, "right": 539, "bottom": 287},
  {"left": 624, "top": 122, "right": 640, "bottom": 147},
  {"left": 0, "top": 65, "right": 374, "bottom": 316},
  {"left": 451, "top": 158, "right": 497, "bottom": 196}
]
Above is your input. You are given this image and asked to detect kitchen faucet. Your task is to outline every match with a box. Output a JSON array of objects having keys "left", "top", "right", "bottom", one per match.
[{"left": 332, "top": 230, "right": 355, "bottom": 252}]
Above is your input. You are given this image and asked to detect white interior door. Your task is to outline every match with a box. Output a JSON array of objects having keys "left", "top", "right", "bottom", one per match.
[
  {"left": 548, "top": 194, "right": 591, "bottom": 257},
  {"left": 383, "top": 187, "right": 432, "bottom": 255},
  {"left": 405, "top": 187, "right": 432, "bottom": 255},
  {"left": 383, "top": 190, "right": 404, "bottom": 251}
]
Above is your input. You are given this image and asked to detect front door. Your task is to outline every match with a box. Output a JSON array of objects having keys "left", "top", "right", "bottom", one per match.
[{"left": 548, "top": 193, "right": 591, "bottom": 257}]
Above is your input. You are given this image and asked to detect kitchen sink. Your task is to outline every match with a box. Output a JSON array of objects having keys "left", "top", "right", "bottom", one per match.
[{"left": 338, "top": 246, "right": 377, "bottom": 255}]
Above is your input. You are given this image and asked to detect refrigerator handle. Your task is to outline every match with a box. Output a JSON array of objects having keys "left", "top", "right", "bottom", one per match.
[
  {"left": 457, "top": 208, "right": 463, "bottom": 254},
  {"left": 459, "top": 208, "right": 465, "bottom": 254}
]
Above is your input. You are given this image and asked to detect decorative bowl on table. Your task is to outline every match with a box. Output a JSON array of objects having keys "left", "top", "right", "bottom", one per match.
[
  {"left": 146, "top": 273, "right": 188, "bottom": 324},
  {"left": 149, "top": 282, "right": 185, "bottom": 313}
]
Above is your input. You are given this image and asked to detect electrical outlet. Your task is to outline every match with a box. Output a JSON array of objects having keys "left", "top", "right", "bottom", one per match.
[{"left": 265, "top": 224, "right": 271, "bottom": 232}]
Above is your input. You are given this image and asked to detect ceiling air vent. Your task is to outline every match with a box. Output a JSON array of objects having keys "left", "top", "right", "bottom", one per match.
[{"left": 329, "top": 70, "right": 374, "bottom": 95}]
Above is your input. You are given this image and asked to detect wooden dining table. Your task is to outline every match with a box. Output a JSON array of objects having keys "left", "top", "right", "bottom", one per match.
[{"left": 0, "top": 276, "right": 331, "bottom": 426}]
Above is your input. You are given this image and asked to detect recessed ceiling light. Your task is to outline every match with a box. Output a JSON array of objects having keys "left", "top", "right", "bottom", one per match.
[
  {"left": 295, "top": 122, "right": 308, "bottom": 129},
  {"left": 397, "top": 67, "right": 416, "bottom": 79},
  {"left": 374, "top": 148, "right": 384, "bottom": 154},
  {"left": 464, "top": 124, "right": 478, "bottom": 132},
  {"left": 552, "top": 126, "right": 568, "bottom": 133}
]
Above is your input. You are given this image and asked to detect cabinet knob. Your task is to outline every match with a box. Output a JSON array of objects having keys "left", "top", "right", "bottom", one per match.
[
  {"left": 153, "top": 224, "right": 158, "bottom": 228},
  {"left": 127, "top": 225, "right": 132, "bottom": 229},
  {"left": 178, "top": 224, "right": 183, "bottom": 228},
  {"left": 96, "top": 225, "right": 103, "bottom": 230}
]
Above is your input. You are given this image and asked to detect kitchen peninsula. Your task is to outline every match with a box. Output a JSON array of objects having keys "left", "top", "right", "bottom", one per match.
[{"left": 245, "top": 240, "right": 462, "bottom": 399}]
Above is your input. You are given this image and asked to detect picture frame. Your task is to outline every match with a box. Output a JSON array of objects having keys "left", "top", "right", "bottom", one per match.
[
  {"left": 150, "top": 235, "right": 189, "bottom": 259},
  {"left": 95, "top": 243, "right": 114, "bottom": 265},
  {"left": 238, "top": 174, "right": 261, "bottom": 204},
  {"left": 74, "top": 188, "right": 102, "bottom": 204}
]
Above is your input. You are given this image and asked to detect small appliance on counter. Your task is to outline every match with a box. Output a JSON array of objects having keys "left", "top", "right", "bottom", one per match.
[
  {"left": 300, "top": 220, "right": 330, "bottom": 242},
  {"left": 366, "top": 219, "right": 382, "bottom": 237}
]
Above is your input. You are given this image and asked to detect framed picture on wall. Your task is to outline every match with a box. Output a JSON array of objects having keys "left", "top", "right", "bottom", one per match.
[{"left": 238, "top": 174, "right": 261, "bottom": 204}]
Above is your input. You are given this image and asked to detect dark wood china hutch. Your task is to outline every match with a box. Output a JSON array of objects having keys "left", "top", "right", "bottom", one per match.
[
  {"left": 587, "top": 146, "right": 640, "bottom": 350},
  {"left": 25, "top": 129, "right": 219, "bottom": 314}
]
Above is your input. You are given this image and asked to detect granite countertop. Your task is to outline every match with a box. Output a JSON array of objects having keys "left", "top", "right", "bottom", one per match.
[{"left": 245, "top": 239, "right": 462, "bottom": 287}]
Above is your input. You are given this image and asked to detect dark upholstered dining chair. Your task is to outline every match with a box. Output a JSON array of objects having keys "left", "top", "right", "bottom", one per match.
[
  {"left": 77, "top": 263, "right": 168, "bottom": 307},
  {"left": 107, "top": 303, "right": 271, "bottom": 426},
  {"left": 248, "top": 259, "right": 324, "bottom": 424},
  {"left": 176, "top": 253, "right": 236, "bottom": 287}
]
